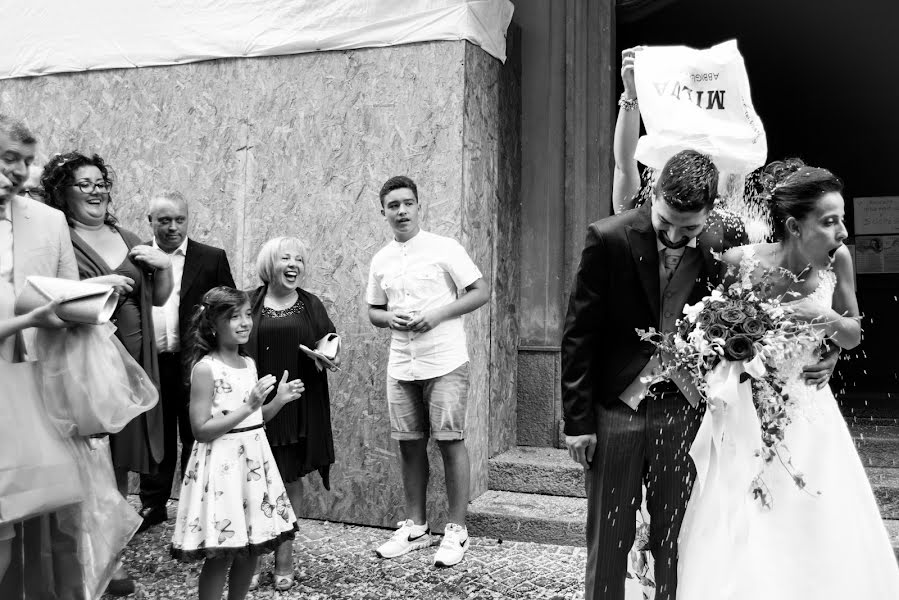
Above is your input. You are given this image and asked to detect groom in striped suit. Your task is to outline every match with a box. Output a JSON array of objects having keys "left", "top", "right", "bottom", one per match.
[{"left": 561, "top": 150, "right": 741, "bottom": 600}]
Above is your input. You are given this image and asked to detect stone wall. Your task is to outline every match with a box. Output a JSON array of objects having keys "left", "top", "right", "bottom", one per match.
[{"left": 0, "top": 40, "right": 520, "bottom": 528}]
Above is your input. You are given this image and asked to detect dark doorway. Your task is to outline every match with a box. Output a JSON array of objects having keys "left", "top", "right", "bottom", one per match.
[{"left": 618, "top": 0, "right": 899, "bottom": 409}]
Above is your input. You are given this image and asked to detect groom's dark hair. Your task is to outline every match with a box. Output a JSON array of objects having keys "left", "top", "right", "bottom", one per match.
[{"left": 654, "top": 150, "right": 718, "bottom": 213}]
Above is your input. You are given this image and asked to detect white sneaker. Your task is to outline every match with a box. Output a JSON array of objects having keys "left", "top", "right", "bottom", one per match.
[
  {"left": 375, "top": 519, "right": 433, "bottom": 558},
  {"left": 433, "top": 523, "right": 469, "bottom": 567}
]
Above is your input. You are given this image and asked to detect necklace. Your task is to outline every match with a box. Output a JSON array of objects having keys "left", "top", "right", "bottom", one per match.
[{"left": 265, "top": 290, "right": 298, "bottom": 310}]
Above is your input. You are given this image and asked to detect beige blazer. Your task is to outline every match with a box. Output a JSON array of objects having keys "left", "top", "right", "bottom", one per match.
[{"left": 9, "top": 195, "right": 78, "bottom": 358}]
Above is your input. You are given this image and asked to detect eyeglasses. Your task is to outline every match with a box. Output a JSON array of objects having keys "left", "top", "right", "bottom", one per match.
[{"left": 69, "top": 181, "right": 113, "bottom": 194}]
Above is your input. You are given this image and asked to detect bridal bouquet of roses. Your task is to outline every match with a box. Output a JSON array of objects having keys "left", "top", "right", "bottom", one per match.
[{"left": 637, "top": 257, "right": 825, "bottom": 508}]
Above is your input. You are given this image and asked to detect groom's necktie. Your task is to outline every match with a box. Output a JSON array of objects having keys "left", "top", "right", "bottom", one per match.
[{"left": 661, "top": 248, "right": 683, "bottom": 281}]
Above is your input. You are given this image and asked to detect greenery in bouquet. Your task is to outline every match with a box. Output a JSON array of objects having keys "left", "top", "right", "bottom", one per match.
[{"left": 637, "top": 255, "right": 826, "bottom": 508}]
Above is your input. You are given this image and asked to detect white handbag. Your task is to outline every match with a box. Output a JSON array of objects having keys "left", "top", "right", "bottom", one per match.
[{"left": 15, "top": 276, "right": 118, "bottom": 324}]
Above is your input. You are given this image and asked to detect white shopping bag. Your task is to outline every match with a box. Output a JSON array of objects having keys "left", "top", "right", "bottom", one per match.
[{"left": 634, "top": 39, "right": 767, "bottom": 175}]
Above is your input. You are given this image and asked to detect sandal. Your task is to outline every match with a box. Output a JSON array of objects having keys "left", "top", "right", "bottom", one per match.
[
  {"left": 248, "top": 573, "right": 260, "bottom": 591},
  {"left": 273, "top": 572, "right": 294, "bottom": 591}
]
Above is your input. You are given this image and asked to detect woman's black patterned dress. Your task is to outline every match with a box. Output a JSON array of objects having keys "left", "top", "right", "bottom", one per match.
[{"left": 247, "top": 287, "right": 336, "bottom": 491}]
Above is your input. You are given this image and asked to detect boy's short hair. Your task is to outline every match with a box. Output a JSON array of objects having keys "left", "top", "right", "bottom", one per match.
[
  {"left": 654, "top": 150, "right": 719, "bottom": 212},
  {"left": 379, "top": 176, "right": 418, "bottom": 207},
  {"left": 255, "top": 236, "right": 309, "bottom": 285}
]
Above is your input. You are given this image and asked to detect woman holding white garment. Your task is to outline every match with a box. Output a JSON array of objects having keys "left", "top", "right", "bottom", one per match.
[{"left": 43, "top": 152, "right": 173, "bottom": 595}]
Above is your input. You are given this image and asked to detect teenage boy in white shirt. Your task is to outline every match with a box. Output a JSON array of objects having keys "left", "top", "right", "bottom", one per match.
[{"left": 366, "top": 175, "right": 489, "bottom": 567}]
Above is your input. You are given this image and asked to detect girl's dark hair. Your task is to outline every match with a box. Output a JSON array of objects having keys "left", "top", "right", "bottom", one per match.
[
  {"left": 759, "top": 158, "right": 843, "bottom": 241},
  {"left": 654, "top": 150, "right": 719, "bottom": 212},
  {"left": 41, "top": 152, "right": 118, "bottom": 227},
  {"left": 182, "top": 286, "right": 250, "bottom": 382}
]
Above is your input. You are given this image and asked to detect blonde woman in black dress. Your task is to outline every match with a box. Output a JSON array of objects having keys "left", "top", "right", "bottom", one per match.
[{"left": 244, "top": 236, "right": 339, "bottom": 591}]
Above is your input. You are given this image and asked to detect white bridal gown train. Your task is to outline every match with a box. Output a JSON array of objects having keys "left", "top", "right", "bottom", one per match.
[{"left": 677, "top": 266, "right": 899, "bottom": 599}]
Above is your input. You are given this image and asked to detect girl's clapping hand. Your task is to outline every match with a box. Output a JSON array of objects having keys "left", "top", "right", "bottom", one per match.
[
  {"left": 247, "top": 374, "right": 277, "bottom": 410},
  {"left": 275, "top": 370, "right": 304, "bottom": 404}
]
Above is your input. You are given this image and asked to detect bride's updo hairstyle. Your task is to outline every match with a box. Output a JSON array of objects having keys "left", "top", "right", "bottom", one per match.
[
  {"left": 654, "top": 149, "right": 719, "bottom": 212},
  {"left": 760, "top": 158, "right": 843, "bottom": 241}
]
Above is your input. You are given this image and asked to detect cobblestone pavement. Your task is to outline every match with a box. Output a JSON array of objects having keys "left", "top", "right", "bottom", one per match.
[{"left": 104, "top": 500, "right": 587, "bottom": 600}]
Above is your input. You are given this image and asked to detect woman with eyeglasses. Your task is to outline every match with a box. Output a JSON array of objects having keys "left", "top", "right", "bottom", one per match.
[{"left": 42, "top": 152, "right": 172, "bottom": 596}]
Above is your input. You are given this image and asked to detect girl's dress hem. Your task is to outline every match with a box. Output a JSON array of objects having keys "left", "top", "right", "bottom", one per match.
[{"left": 169, "top": 523, "right": 298, "bottom": 562}]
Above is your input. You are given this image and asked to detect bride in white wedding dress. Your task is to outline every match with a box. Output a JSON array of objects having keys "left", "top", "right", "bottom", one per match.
[{"left": 677, "top": 160, "right": 899, "bottom": 599}]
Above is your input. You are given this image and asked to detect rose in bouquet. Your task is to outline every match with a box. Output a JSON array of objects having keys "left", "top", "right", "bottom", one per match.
[{"left": 637, "top": 256, "right": 825, "bottom": 508}]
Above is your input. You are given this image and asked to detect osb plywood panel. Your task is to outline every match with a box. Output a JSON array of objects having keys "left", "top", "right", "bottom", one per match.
[
  {"left": 459, "top": 56, "right": 492, "bottom": 499},
  {"left": 0, "top": 60, "right": 247, "bottom": 253},
  {"left": 0, "top": 39, "right": 518, "bottom": 529},
  {"left": 462, "top": 42, "right": 521, "bottom": 463},
  {"left": 471, "top": 34, "right": 522, "bottom": 459},
  {"left": 235, "top": 43, "right": 471, "bottom": 528}
]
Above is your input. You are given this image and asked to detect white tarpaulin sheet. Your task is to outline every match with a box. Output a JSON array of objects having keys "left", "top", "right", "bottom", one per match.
[{"left": 0, "top": 0, "right": 514, "bottom": 80}]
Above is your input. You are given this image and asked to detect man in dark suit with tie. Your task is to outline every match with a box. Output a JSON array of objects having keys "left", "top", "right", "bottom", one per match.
[
  {"left": 138, "top": 191, "right": 235, "bottom": 531},
  {"left": 562, "top": 151, "right": 742, "bottom": 600}
]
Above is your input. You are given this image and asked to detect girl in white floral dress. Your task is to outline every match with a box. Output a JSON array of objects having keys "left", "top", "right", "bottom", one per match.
[{"left": 171, "top": 287, "right": 304, "bottom": 600}]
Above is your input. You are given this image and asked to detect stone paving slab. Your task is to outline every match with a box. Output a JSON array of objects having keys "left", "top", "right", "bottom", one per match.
[
  {"left": 489, "top": 447, "right": 586, "bottom": 498},
  {"left": 851, "top": 423, "right": 899, "bottom": 467},
  {"left": 869, "top": 467, "right": 899, "bottom": 519},
  {"left": 491, "top": 442, "right": 899, "bottom": 499},
  {"left": 886, "top": 520, "right": 899, "bottom": 559},
  {"left": 468, "top": 490, "right": 587, "bottom": 546},
  {"left": 102, "top": 499, "right": 587, "bottom": 600},
  {"left": 482, "top": 453, "right": 899, "bottom": 542}
]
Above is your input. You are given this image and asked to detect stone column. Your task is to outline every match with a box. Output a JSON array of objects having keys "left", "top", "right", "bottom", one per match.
[{"left": 515, "top": 0, "right": 615, "bottom": 447}]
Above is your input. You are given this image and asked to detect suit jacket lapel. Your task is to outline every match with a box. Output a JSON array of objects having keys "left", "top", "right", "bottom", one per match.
[
  {"left": 625, "top": 203, "right": 660, "bottom": 324},
  {"left": 179, "top": 239, "right": 201, "bottom": 299}
]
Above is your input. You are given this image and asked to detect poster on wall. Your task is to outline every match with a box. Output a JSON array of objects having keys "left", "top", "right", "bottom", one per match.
[
  {"left": 854, "top": 235, "right": 899, "bottom": 274},
  {"left": 854, "top": 196, "right": 899, "bottom": 235}
]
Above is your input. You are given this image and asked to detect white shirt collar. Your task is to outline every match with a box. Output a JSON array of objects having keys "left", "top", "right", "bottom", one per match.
[
  {"left": 390, "top": 229, "right": 426, "bottom": 247},
  {"left": 152, "top": 237, "right": 189, "bottom": 255},
  {"left": 656, "top": 236, "right": 697, "bottom": 252}
]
